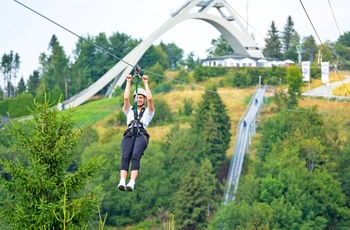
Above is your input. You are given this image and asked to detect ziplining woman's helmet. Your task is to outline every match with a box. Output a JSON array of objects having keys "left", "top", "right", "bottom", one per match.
[{"left": 133, "top": 88, "right": 147, "bottom": 98}]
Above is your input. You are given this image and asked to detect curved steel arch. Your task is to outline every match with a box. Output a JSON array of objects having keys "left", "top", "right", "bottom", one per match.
[{"left": 63, "top": 0, "right": 263, "bottom": 109}]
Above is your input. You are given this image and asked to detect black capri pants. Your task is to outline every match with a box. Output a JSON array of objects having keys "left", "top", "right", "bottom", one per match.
[{"left": 120, "top": 128, "right": 149, "bottom": 171}]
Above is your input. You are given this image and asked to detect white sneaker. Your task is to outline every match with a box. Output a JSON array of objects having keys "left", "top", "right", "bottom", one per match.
[
  {"left": 126, "top": 182, "right": 135, "bottom": 192},
  {"left": 118, "top": 181, "right": 126, "bottom": 191}
]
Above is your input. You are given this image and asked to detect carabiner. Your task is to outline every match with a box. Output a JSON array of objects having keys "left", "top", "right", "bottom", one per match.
[{"left": 133, "top": 65, "right": 141, "bottom": 79}]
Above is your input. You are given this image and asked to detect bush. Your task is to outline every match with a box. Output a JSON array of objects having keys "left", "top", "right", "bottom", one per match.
[
  {"left": 149, "top": 99, "right": 174, "bottom": 126},
  {"left": 183, "top": 98, "right": 194, "bottom": 116},
  {"left": 112, "top": 86, "right": 124, "bottom": 97},
  {"left": 310, "top": 66, "right": 321, "bottom": 79},
  {"left": 153, "top": 82, "right": 174, "bottom": 94},
  {"left": 0, "top": 93, "right": 35, "bottom": 117},
  {"left": 266, "top": 76, "right": 279, "bottom": 85},
  {"left": 193, "top": 66, "right": 227, "bottom": 82},
  {"left": 115, "top": 110, "right": 126, "bottom": 126},
  {"left": 7, "top": 93, "right": 34, "bottom": 117},
  {"left": 175, "top": 69, "right": 189, "bottom": 83},
  {"left": 0, "top": 100, "right": 10, "bottom": 116}
]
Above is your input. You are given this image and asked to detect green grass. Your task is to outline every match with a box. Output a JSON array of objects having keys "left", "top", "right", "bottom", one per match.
[{"left": 68, "top": 97, "right": 121, "bottom": 127}]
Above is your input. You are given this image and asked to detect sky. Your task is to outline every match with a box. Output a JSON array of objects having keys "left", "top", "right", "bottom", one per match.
[{"left": 0, "top": 0, "right": 349, "bottom": 84}]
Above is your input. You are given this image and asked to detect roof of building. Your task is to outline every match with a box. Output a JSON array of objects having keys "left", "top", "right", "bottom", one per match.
[{"left": 201, "top": 54, "right": 281, "bottom": 62}]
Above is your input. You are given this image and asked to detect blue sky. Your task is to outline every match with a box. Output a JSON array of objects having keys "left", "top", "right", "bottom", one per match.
[{"left": 1, "top": 0, "right": 348, "bottom": 83}]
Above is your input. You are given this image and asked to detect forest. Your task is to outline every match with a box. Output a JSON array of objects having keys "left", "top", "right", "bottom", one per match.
[{"left": 0, "top": 15, "right": 350, "bottom": 229}]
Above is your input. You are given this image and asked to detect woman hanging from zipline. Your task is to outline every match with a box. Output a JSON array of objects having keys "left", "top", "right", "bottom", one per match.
[{"left": 118, "top": 68, "right": 155, "bottom": 192}]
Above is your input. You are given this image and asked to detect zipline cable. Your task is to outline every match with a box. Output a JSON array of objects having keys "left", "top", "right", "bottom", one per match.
[
  {"left": 327, "top": 0, "right": 342, "bottom": 36},
  {"left": 225, "top": 2, "right": 265, "bottom": 45},
  {"left": 227, "top": 0, "right": 350, "bottom": 95},
  {"left": 13, "top": 0, "right": 248, "bottom": 102},
  {"left": 298, "top": 0, "right": 350, "bottom": 94},
  {"left": 13, "top": 0, "right": 349, "bottom": 112},
  {"left": 141, "top": 69, "right": 248, "bottom": 101},
  {"left": 12, "top": 0, "right": 133, "bottom": 71}
]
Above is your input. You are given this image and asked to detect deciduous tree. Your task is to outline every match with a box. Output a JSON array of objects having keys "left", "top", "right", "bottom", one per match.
[
  {"left": 207, "top": 35, "right": 234, "bottom": 57},
  {"left": 301, "top": 35, "right": 318, "bottom": 62},
  {"left": 0, "top": 51, "right": 20, "bottom": 99}
]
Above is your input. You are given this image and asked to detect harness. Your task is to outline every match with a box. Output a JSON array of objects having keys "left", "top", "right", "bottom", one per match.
[
  {"left": 127, "top": 106, "right": 147, "bottom": 138},
  {"left": 125, "top": 64, "right": 149, "bottom": 140}
]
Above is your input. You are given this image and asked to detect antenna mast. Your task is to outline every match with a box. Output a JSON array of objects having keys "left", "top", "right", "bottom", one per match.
[{"left": 246, "top": 0, "right": 249, "bottom": 30}]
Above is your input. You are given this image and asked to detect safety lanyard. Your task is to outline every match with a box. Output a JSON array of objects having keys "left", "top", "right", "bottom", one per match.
[{"left": 133, "top": 65, "right": 141, "bottom": 116}]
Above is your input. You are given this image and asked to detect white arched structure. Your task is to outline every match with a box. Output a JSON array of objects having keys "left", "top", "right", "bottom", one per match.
[{"left": 62, "top": 0, "right": 263, "bottom": 109}]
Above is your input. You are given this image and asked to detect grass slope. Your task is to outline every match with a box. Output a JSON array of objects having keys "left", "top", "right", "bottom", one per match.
[{"left": 71, "top": 70, "right": 350, "bottom": 159}]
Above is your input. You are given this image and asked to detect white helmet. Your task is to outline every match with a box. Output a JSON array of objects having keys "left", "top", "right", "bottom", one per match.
[{"left": 133, "top": 88, "right": 147, "bottom": 98}]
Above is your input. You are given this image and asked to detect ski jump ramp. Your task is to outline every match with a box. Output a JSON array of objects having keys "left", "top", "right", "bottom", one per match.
[{"left": 61, "top": 0, "right": 263, "bottom": 110}]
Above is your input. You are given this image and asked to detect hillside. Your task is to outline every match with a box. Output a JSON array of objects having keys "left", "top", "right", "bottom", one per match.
[
  {"left": 72, "top": 78, "right": 256, "bottom": 159},
  {"left": 71, "top": 70, "right": 350, "bottom": 160},
  {"left": 3, "top": 69, "right": 349, "bottom": 229}
]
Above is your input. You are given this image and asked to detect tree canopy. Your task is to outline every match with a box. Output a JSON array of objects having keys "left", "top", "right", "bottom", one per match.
[{"left": 0, "top": 97, "right": 104, "bottom": 229}]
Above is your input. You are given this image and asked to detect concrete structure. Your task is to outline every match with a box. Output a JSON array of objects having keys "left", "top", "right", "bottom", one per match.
[{"left": 60, "top": 0, "right": 264, "bottom": 109}]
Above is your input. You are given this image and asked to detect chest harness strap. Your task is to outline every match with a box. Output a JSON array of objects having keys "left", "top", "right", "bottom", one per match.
[{"left": 128, "top": 106, "right": 146, "bottom": 137}]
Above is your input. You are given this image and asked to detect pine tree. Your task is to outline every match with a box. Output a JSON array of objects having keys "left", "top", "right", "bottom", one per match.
[
  {"left": 175, "top": 159, "right": 218, "bottom": 230},
  {"left": 0, "top": 97, "right": 104, "bottom": 229},
  {"left": 40, "top": 35, "right": 69, "bottom": 98},
  {"left": 263, "top": 21, "right": 283, "bottom": 59},
  {"left": 282, "top": 16, "right": 295, "bottom": 53},
  {"left": 16, "top": 77, "right": 26, "bottom": 95},
  {"left": 192, "top": 86, "right": 231, "bottom": 170},
  {"left": 27, "top": 70, "right": 41, "bottom": 97}
]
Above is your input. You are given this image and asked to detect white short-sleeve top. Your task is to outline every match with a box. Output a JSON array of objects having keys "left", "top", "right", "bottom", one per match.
[{"left": 124, "top": 106, "right": 155, "bottom": 129}]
